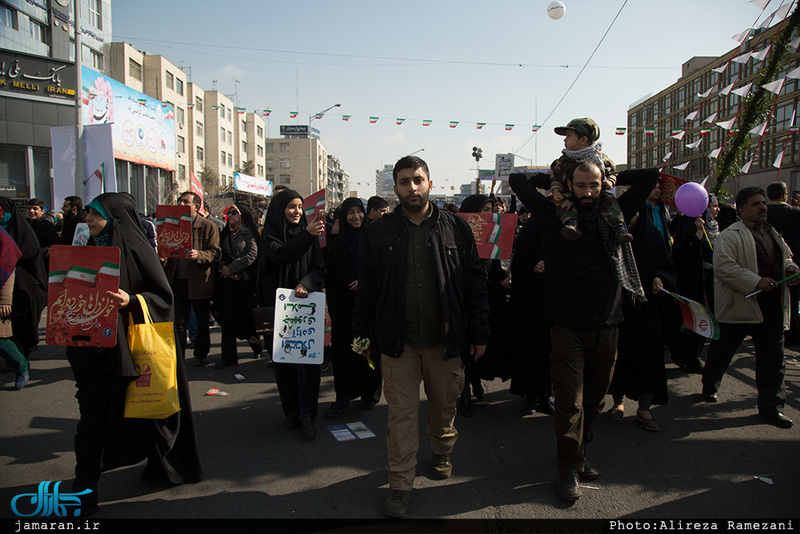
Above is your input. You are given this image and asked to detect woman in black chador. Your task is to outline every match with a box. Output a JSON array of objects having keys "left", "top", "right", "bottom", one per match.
[
  {"left": 259, "top": 189, "right": 326, "bottom": 440},
  {"left": 67, "top": 193, "right": 203, "bottom": 516},
  {"left": 324, "top": 198, "right": 382, "bottom": 418}
]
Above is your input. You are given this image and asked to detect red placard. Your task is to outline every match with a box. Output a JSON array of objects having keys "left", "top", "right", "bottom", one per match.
[
  {"left": 46, "top": 245, "right": 121, "bottom": 347},
  {"left": 156, "top": 205, "right": 192, "bottom": 258},
  {"left": 659, "top": 172, "right": 688, "bottom": 210},
  {"left": 303, "top": 190, "right": 327, "bottom": 248},
  {"left": 458, "top": 212, "right": 518, "bottom": 260}
]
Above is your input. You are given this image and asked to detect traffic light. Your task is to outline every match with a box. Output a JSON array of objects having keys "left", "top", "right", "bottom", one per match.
[{"left": 472, "top": 147, "right": 482, "bottom": 161}]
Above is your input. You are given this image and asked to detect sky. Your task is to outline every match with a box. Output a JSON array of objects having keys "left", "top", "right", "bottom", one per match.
[{"left": 111, "top": 0, "right": 787, "bottom": 198}]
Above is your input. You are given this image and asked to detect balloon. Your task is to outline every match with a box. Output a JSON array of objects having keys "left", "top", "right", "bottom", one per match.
[
  {"left": 547, "top": 1, "right": 566, "bottom": 20},
  {"left": 674, "top": 182, "right": 709, "bottom": 217}
]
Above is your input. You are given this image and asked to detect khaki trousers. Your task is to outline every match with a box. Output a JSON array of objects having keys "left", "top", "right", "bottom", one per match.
[{"left": 382, "top": 346, "right": 465, "bottom": 490}]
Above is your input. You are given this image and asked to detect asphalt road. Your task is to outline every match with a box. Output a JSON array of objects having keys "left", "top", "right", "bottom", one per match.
[{"left": 1, "top": 320, "right": 798, "bottom": 533}]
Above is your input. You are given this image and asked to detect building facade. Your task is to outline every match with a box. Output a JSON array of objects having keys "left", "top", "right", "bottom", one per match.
[
  {"left": 326, "top": 154, "right": 349, "bottom": 206},
  {"left": 265, "top": 126, "right": 328, "bottom": 200},
  {"left": 375, "top": 164, "right": 393, "bottom": 198},
  {"left": 628, "top": 22, "right": 800, "bottom": 195}
]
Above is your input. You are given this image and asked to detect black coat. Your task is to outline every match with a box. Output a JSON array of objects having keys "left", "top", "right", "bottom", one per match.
[
  {"left": 60, "top": 209, "right": 88, "bottom": 245},
  {"left": 352, "top": 202, "right": 490, "bottom": 359},
  {"left": 767, "top": 202, "right": 800, "bottom": 258}
]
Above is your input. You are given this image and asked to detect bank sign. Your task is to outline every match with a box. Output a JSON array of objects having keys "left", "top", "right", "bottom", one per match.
[
  {"left": 81, "top": 66, "right": 176, "bottom": 171},
  {"left": 0, "top": 51, "right": 76, "bottom": 100}
]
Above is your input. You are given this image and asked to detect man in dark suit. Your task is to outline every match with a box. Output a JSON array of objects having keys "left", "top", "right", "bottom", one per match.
[{"left": 766, "top": 181, "right": 800, "bottom": 346}]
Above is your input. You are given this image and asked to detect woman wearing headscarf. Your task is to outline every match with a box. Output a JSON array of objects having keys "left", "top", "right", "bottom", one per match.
[
  {"left": 456, "top": 194, "right": 512, "bottom": 417},
  {"left": 213, "top": 203, "right": 260, "bottom": 368},
  {"left": 67, "top": 193, "right": 203, "bottom": 515},
  {"left": 258, "top": 189, "right": 326, "bottom": 440},
  {"left": 0, "top": 197, "right": 47, "bottom": 361},
  {"left": 0, "top": 223, "right": 29, "bottom": 389},
  {"left": 323, "top": 198, "right": 382, "bottom": 418}
]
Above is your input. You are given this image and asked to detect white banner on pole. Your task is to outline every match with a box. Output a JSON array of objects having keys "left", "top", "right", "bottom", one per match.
[
  {"left": 82, "top": 123, "right": 117, "bottom": 199},
  {"left": 50, "top": 126, "right": 76, "bottom": 212}
]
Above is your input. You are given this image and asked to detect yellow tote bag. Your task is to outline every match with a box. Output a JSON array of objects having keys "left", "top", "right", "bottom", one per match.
[{"left": 124, "top": 294, "right": 181, "bottom": 419}]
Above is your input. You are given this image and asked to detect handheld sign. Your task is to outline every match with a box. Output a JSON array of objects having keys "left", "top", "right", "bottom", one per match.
[
  {"left": 71, "top": 223, "right": 91, "bottom": 246},
  {"left": 156, "top": 205, "right": 192, "bottom": 259},
  {"left": 46, "top": 245, "right": 121, "bottom": 347},
  {"left": 272, "top": 288, "right": 325, "bottom": 365},
  {"left": 458, "top": 212, "right": 518, "bottom": 259}
]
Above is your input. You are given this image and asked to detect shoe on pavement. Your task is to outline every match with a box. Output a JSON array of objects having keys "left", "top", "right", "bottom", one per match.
[
  {"left": 457, "top": 392, "right": 474, "bottom": 417},
  {"left": 14, "top": 370, "right": 29, "bottom": 390},
  {"left": 702, "top": 391, "right": 718, "bottom": 403},
  {"left": 193, "top": 356, "right": 208, "bottom": 367},
  {"left": 558, "top": 469, "right": 582, "bottom": 502},
  {"left": 759, "top": 411, "right": 793, "bottom": 429},
  {"left": 432, "top": 453, "right": 452, "bottom": 479},
  {"left": 213, "top": 361, "right": 237, "bottom": 369},
  {"left": 536, "top": 396, "right": 555, "bottom": 415},
  {"left": 285, "top": 414, "right": 301, "bottom": 430},
  {"left": 520, "top": 395, "right": 535, "bottom": 415},
  {"left": 609, "top": 403, "right": 624, "bottom": 421},
  {"left": 324, "top": 401, "right": 350, "bottom": 419},
  {"left": 384, "top": 489, "right": 410, "bottom": 518},
  {"left": 301, "top": 415, "right": 316, "bottom": 441},
  {"left": 360, "top": 398, "right": 377, "bottom": 410},
  {"left": 579, "top": 459, "right": 599, "bottom": 481},
  {"left": 636, "top": 409, "right": 660, "bottom": 432}
]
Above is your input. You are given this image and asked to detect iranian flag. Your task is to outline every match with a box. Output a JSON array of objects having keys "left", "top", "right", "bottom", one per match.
[
  {"left": 314, "top": 113, "right": 324, "bottom": 119},
  {"left": 138, "top": 98, "right": 147, "bottom": 106},
  {"left": 700, "top": 128, "right": 712, "bottom": 136},
  {"left": 187, "top": 103, "right": 194, "bottom": 109},
  {"left": 48, "top": 270, "right": 67, "bottom": 285},
  {"left": 212, "top": 105, "right": 220, "bottom": 110},
  {"left": 85, "top": 163, "right": 104, "bottom": 186},
  {"left": 449, "top": 121, "right": 459, "bottom": 128},
  {"left": 163, "top": 215, "right": 181, "bottom": 226},
  {"left": 531, "top": 125, "right": 541, "bottom": 132},
  {"left": 458, "top": 212, "right": 518, "bottom": 260},
  {"left": 342, "top": 115, "right": 351, "bottom": 121},
  {"left": 396, "top": 118, "right": 405, "bottom": 125},
  {"left": 65, "top": 266, "right": 98, "bottom": 287},
  {"left": 422, "top": 119, "right": 432, "bottom": 126},
  {"left": 616, "top": 128, "right": 626, "bottom": 135},
  {"left": 369, "top": 117, "right": 379, "bottom": 124},
  {"left": 180, "top": 213, "right": 193, "bottom": 224},
  {"left": 645, "top": 128, "right": 655, "bottom": 136},
  {"left": 476, "top": 123, "right": 486, "bottom": 129},
  {"left": 289, "top": 111, "right": 298, "bottom": 118},
  {"left": 165, "top": 109, "right": 174, "bottom": 120},
  {"left": 262, "top": 109, "right": 271, "bottom": 116},
  {"left": 303, "top": 189, "right": 326, "bottom": 221},
  {"left": 663, "top": 290, "right": 720, "bottom": 340},
  {"left": 190, "top": 171, "right": 204, "bottom": 199},
  {"left": 505, "top": 124, "right": 514, "bottom": 131},
  {"left": 96, "top": 262, "right": 120, "bottom": 278},
  {"left": 237, "top": 107, "right": 246, "bottom": 114}
]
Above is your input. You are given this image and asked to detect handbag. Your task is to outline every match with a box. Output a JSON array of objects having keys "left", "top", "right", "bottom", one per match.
[
  {"left": 123, "top": 294, "right": 181, "bottom": 419},
  {"left": 252, "top": 306, "right": 275, "bottom": 335}
]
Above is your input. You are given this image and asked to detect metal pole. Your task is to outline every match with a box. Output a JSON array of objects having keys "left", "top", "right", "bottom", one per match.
[{"left": 74, "top": 0, "right": 84, "bottom": 199}]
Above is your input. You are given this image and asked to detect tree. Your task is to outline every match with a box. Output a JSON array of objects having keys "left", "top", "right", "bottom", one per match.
[
  {"left": 199, "top": 166, "right": 220, "bottom": 197},
  {"left": 236, "top": 160, "right": 255, "bottom": 176}
]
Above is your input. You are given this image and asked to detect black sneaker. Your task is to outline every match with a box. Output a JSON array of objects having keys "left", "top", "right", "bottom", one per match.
[
  {"left": 324, "top": 401, "right": 350, "bottom": 419},
  {"left": 384, "top": 489, "right": 410, "bottom": 518},
  {"left": 432, "top": 453, "right": 452, "bottom": 479}
]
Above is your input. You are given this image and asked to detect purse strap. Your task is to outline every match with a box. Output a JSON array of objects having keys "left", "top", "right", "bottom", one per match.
[{"left": 128, "top": 294, "right": 154, "bottom": 326}]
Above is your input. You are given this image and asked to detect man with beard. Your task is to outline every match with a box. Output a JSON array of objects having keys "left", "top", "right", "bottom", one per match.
[
  {"left": 59, "top": 196, "right": 87, "bottom": 245},
  {"left": 353, "top": 155, "right": 489, "bottom": 518},
  {"left": 510, "top": 161, "right": 657, "bottom": 502}
]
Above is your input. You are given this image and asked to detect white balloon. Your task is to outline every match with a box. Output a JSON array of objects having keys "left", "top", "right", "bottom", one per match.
[{"left": 547, "top": 1, "right": 566, "bottom": 20}]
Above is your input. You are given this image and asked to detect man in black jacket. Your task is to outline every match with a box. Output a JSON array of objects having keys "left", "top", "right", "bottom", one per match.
[
  {"left": 59, "top": 195, "right": 87, "bottom": 245},
  {"left": 353, "top": 156, "right": 489, "bottom": 518},
  {"left": 766, "top": 181, "right": 800, "bottom": 345},
  {"left": 510, "top": 162, "right": 658, "bottom": 503}
]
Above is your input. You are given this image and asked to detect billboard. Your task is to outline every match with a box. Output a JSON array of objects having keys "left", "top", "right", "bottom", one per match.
[
  {"left": 233, "top": 172, "right": 273, "bottom": 197},
  {"left": 81, "top": 66, "right": 176, "bottom": 171},
  {"left": 279, "top": 125, "right": 320, "bottom": 139}
]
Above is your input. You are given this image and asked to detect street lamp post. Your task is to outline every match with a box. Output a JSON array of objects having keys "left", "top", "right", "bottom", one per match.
[
  {"left": 308, "top": 103, "right": 341, "bottom": 198},
  {"left": 472, "top": 147, "right": 483, "bottom": 194},
  {"left": 407, "top": 148, "right": 425, "bottom": 157}
]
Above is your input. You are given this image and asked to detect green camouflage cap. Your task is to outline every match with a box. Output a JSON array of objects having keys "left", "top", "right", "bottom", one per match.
[{"left": 554, "top": 118, "right": 601, "bottom": 142}]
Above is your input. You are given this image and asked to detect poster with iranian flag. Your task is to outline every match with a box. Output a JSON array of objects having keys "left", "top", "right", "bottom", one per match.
[
  {"left": 458, "top": 212, "right": 518, "bottom": 259},
  {"left": 46, "top": 245, "right": 121, "bottom": 347},
  {"left": 155, "top": 205, "right": 192, "bottom": 259},
  {"left": 303, "top": 189, "right": 327, "bottom": 248}
]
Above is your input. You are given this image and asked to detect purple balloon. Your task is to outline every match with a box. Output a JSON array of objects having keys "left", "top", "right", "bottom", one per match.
[{"left": 675, "top": 182, "right": 709, "bottom": 217}]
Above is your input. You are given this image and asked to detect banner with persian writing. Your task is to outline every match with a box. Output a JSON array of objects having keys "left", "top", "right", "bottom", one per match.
[
  {"left": 46, "top": 245, "right": 120, "bottom": 347},
  {"left": 458, "top": 212, "right": 518, "bottom": 259},
  {"left": 272, "top": 288, "right": 325, "bottom": 365},
  {"left": 156, "top": 205, "right": 192, "bottom": 259}
]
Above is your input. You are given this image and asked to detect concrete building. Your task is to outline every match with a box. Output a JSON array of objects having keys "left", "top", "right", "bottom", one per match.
[
  {"left": 202, "top": 91, "right": 235, "bottom": 188},
  {"left": 0, "top": 0, "right": 111, "bottom": 210},
  {"left": 375, "top": 164, "right": 394, "bottom": 198},
  {"left": 627, "top": 21, "right": 800, "bottom": 195},
  {"left": 234, "top": 111, "right": 266, "bottom": 179},
  {"left": 265, "top": 125, "right": 328, "bottom": 200},
  {"left": 327, "top": 154, "right": 349, "bottom": 206}
]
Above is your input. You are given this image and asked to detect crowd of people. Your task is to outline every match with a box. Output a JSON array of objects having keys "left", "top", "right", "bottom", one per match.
[{"left": 0, "top": 117, "right": 797, "bottom": 518}]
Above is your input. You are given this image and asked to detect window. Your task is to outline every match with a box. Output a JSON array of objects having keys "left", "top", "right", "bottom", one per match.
[
  {"left": 196, "top": 147, "right": 204, "bottom": 161},
  {"left": 69, "top": 40, "right": 75, "bottom": 61},
  {"left": 178, "top": 164, "right": 186, "bottom": 182},
  {"left": 88, "top": 0, "right": 102, "bottom": 30},
  {"left": 89, "top": 49, "right": 103, "bottom": 70},
  {"left": 195, "top": 96, "right": 203, "bottom": 112},
  {"left": 257, "top": 126, "right": 263, "bottom": 137},
  {"left": 280, "top": 159, "right": 290, "bottom": 169},
  {"left": 129, "top": 59, "right": 142, "bottom": 81},
  {"left": 266, "top": 144, "right": 274, "bottom": 153},
  {"left": 220, "top": 127, "right": 225, "bottom": 140},
  {"left": 266, "top": 160, "right": 275, "bottom": 170},
  {"left": 220, "top": 106, "right": 225, "bottom": 119},
  {"left": 257, "top": 145, "right": 264, "bottom": 157},
  {"left": 228, "top": 130, "right": 232, "bottom": 144},
  {"left": 177, "top": 107, "right": 184, "bottom": 126},
  {"left": 221, "top": 150, "right": 226, "bottom": 164},
  {"left": 242, "top": 141, "right": 247, "bottom": 153},
  {"left": 228, "top": 154, "right": 232, "bottom": 167},
  {"left": 1, "top": 5, "right": 17, "bottom": 29},
  {"left": 175, "top": 78, "right": 184, "bottom": 96},
  {"left": 280, "top": 175, "right": 291, "bottom": 184},
  {"left": 165, "top": 71, "right": 174, "bottom": 90},
  {"left": 242, "top": 121, "right": 247, "bottom": 132},
  {"left": 227, "top": 108, "right": 231, "bottom": 121},
  {"left": 280, "top": 143, "right": 289, "bottom": 153},
  {"left": 196, "top": 121, "right": 203, "bottom": 138},
  {"left": 257, "top": 164, "right": 264, "bottom": 177},
  {"left": 29, "top": 19, "right": 46, "bottom": 43},
  {"left": 177, "top": 135, "right": 185, "bottom": 153}
]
